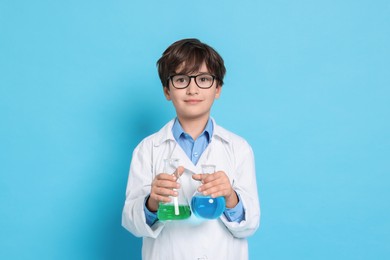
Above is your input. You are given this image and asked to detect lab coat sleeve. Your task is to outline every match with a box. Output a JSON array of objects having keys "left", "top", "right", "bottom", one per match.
[
  {"left": 121, "top": 139, "right": 165, "bottom": 238},
  {"left": 221, "top": 139, "right": 261, "bottom": 238}
]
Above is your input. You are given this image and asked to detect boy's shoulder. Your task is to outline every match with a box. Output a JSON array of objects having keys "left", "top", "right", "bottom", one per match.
[{"left": 212, "top": 120, "right": 252, "bottom": 148}]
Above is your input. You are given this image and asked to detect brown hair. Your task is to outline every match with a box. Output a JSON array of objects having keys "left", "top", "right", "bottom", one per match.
[{"left": 157, "top": 38, "right": 226, "bottom": 87}]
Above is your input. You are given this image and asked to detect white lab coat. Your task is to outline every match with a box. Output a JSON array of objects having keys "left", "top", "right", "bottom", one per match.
[{"left": 122, "top": 118, "right": 260, "bottom": 260}]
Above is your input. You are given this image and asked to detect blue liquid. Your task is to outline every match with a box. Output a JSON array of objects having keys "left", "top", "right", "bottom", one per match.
[{"left": 191, "top": 195, "right": 226, "bottom": 219}]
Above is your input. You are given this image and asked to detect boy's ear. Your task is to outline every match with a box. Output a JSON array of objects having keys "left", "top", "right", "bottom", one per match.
[
  {"left": 163, "top": 86, "right": 171, "bottom": 100},
  {"left": 215, "top": 85, "right": 222, "bottom": 99}
]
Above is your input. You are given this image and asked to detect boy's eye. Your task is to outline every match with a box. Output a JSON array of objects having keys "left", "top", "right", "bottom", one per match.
[
  {"left": 198, "top": 76, "right": 212, "bottom": 82},
  {"left": 173, "top": 76, "right": 188, "bottom": 83}
]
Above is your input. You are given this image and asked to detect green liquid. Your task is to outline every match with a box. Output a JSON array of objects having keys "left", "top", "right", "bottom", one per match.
[{"left": 157, "top": 204, "right": 191, "bottom": 220}]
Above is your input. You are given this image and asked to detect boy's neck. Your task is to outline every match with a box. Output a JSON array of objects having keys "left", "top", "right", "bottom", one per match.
[{"left": 177, "top": 115, "right": 209, "bottom": 140}]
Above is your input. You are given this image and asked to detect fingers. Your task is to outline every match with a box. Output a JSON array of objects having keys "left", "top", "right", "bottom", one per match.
[
  {"left": 199, "top": 184, "right": 231, "bottom": 198},
  {"left": 192, "top": 173, "right": 208, "bottom": 182},
  {"left": 149, "top": 190, "right": 177, "bottom": 204},
  {"left": 156, "top": 172, "right": 178, "bottom": 182},
  {"left": 149, "top": 168, "right": 185, "bottom": 205},
  {"left": 174, "top": 166, "right": 185, "bottom": 178},
  {"left": 194, "top": 171, "right": 234, "bottom": 198},
  {"left": 153, "top": 174, "right": 180, "bottom": 191}
]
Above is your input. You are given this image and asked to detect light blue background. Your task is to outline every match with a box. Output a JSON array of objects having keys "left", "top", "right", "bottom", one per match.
[{"left": 1, "top": 0, "right": 389, "bottom": 259}]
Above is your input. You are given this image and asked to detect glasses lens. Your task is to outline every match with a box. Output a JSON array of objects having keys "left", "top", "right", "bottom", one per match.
[
  {"left": 195, "top": 74, "right": 214, "bottom": 88},
  {"left": 171, "top": 75, "right": 190, "bottom": 89}
]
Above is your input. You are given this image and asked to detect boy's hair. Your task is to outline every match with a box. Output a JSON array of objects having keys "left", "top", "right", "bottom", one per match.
[{"left": 157, "top": 38, "right": 226, "bottom": 87}]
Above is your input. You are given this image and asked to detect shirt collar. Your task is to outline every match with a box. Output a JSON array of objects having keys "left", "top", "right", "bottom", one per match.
[
  {"left": 154, "top": 117, "right": 230, "bottom": 147},
  {"left": 172, "top": 117, "right": 213, "bottom": 142}
]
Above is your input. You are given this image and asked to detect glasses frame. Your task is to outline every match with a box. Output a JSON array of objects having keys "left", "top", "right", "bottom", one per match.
[{"left": 167, "top": 73, "right": 216, "bottom": 89}]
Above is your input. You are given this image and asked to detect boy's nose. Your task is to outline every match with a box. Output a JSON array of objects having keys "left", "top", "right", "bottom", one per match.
[{"left": 186, "top": 78, "right": 199, "bottom": 94}]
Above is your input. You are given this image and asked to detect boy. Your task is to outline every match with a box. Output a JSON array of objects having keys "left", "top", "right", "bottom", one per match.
[{"left": 122, "top": 38, "right": 260, "bottom": 260}]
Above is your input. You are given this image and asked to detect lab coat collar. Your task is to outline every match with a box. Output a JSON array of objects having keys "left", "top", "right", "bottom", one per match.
[{"left": 153, "top": 117, "right": 231, "bottom": 147}]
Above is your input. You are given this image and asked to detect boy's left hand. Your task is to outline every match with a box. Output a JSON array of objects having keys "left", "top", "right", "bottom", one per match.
[{"left": 192, "top": 171, "right": 238, "bottom": 208}]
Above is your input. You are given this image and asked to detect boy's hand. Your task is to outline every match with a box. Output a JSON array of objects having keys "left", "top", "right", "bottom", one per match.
[
  {"left": 192, "top": 171, "right": 238, "bottom": 208},
  {"left": 146, "top": 166, "right": 185, "bottom": 212}
]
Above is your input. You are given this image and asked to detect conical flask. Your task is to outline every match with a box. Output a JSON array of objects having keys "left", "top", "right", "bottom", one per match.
[
  {"left": 157, "top": 158, "right": 191, "bottom": 221},
  {"left": 191, "top": 164, "right": 226, "bottom": 219}
]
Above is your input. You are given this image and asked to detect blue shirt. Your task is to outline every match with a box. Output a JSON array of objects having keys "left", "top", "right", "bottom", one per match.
[
  {"left": 172, "top": 117, "right": 213, "bottom": 165},
  {"left": 144, "top": 118, "right": 244, "bottom": 226}
]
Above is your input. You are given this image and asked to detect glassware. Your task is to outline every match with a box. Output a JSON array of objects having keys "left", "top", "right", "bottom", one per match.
[
  {"left": 191, "top": 164, "right": 226, "bottom": 219},
  {"left": 168, "top": 74, "right": 216, "bottom": 89},
  {"left": 157, "top": 158, "right": 191, "bottom": 221}
]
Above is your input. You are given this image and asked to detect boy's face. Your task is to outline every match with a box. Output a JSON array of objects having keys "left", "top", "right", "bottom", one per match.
[{"left": 163, "top": 62, "right": 221, "bottom": 122}]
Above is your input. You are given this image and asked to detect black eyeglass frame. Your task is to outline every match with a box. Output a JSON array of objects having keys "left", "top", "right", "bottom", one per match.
[{"left": 167, "top": 74, "right": 217, "bottom": 89}]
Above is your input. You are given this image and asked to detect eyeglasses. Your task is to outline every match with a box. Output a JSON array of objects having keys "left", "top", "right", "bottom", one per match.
[{"left": 168, "top": 74, "right": 216, "bottom": 89}]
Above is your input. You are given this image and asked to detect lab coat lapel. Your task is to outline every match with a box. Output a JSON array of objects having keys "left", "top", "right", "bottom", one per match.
[{"left": 169, "top": 142, "right": 199, "bottom": 174}]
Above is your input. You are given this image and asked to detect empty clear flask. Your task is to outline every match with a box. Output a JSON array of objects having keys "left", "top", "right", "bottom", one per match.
[
  {"left": 191, "top": 164, "right": 226, "bottom": 219},
  {"left": 157, "top": 158, "right": 191, "bottom": 221}
]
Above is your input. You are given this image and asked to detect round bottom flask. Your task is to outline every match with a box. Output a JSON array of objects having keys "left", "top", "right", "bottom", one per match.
[{"left": 191, "top": 165, "right": 226, "bottom": 219}]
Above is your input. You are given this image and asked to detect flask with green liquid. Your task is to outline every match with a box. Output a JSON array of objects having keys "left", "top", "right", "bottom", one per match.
[{"left": 157, "top": 158, "right": 191, "bottom": 221}]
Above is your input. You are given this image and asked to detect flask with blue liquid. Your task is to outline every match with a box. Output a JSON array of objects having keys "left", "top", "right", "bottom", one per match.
[{"left": 191, "top": 164, "right": 226, "bottom": 219}]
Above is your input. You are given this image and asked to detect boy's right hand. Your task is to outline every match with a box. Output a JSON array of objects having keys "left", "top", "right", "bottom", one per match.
[{"left": 146, "top": 166, "right": 185, "bottom": 212}]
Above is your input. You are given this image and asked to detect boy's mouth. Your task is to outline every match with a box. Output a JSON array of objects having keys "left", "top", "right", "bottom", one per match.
[{"left": 184, "top": 99, "right": 202, "bottom": 104}]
